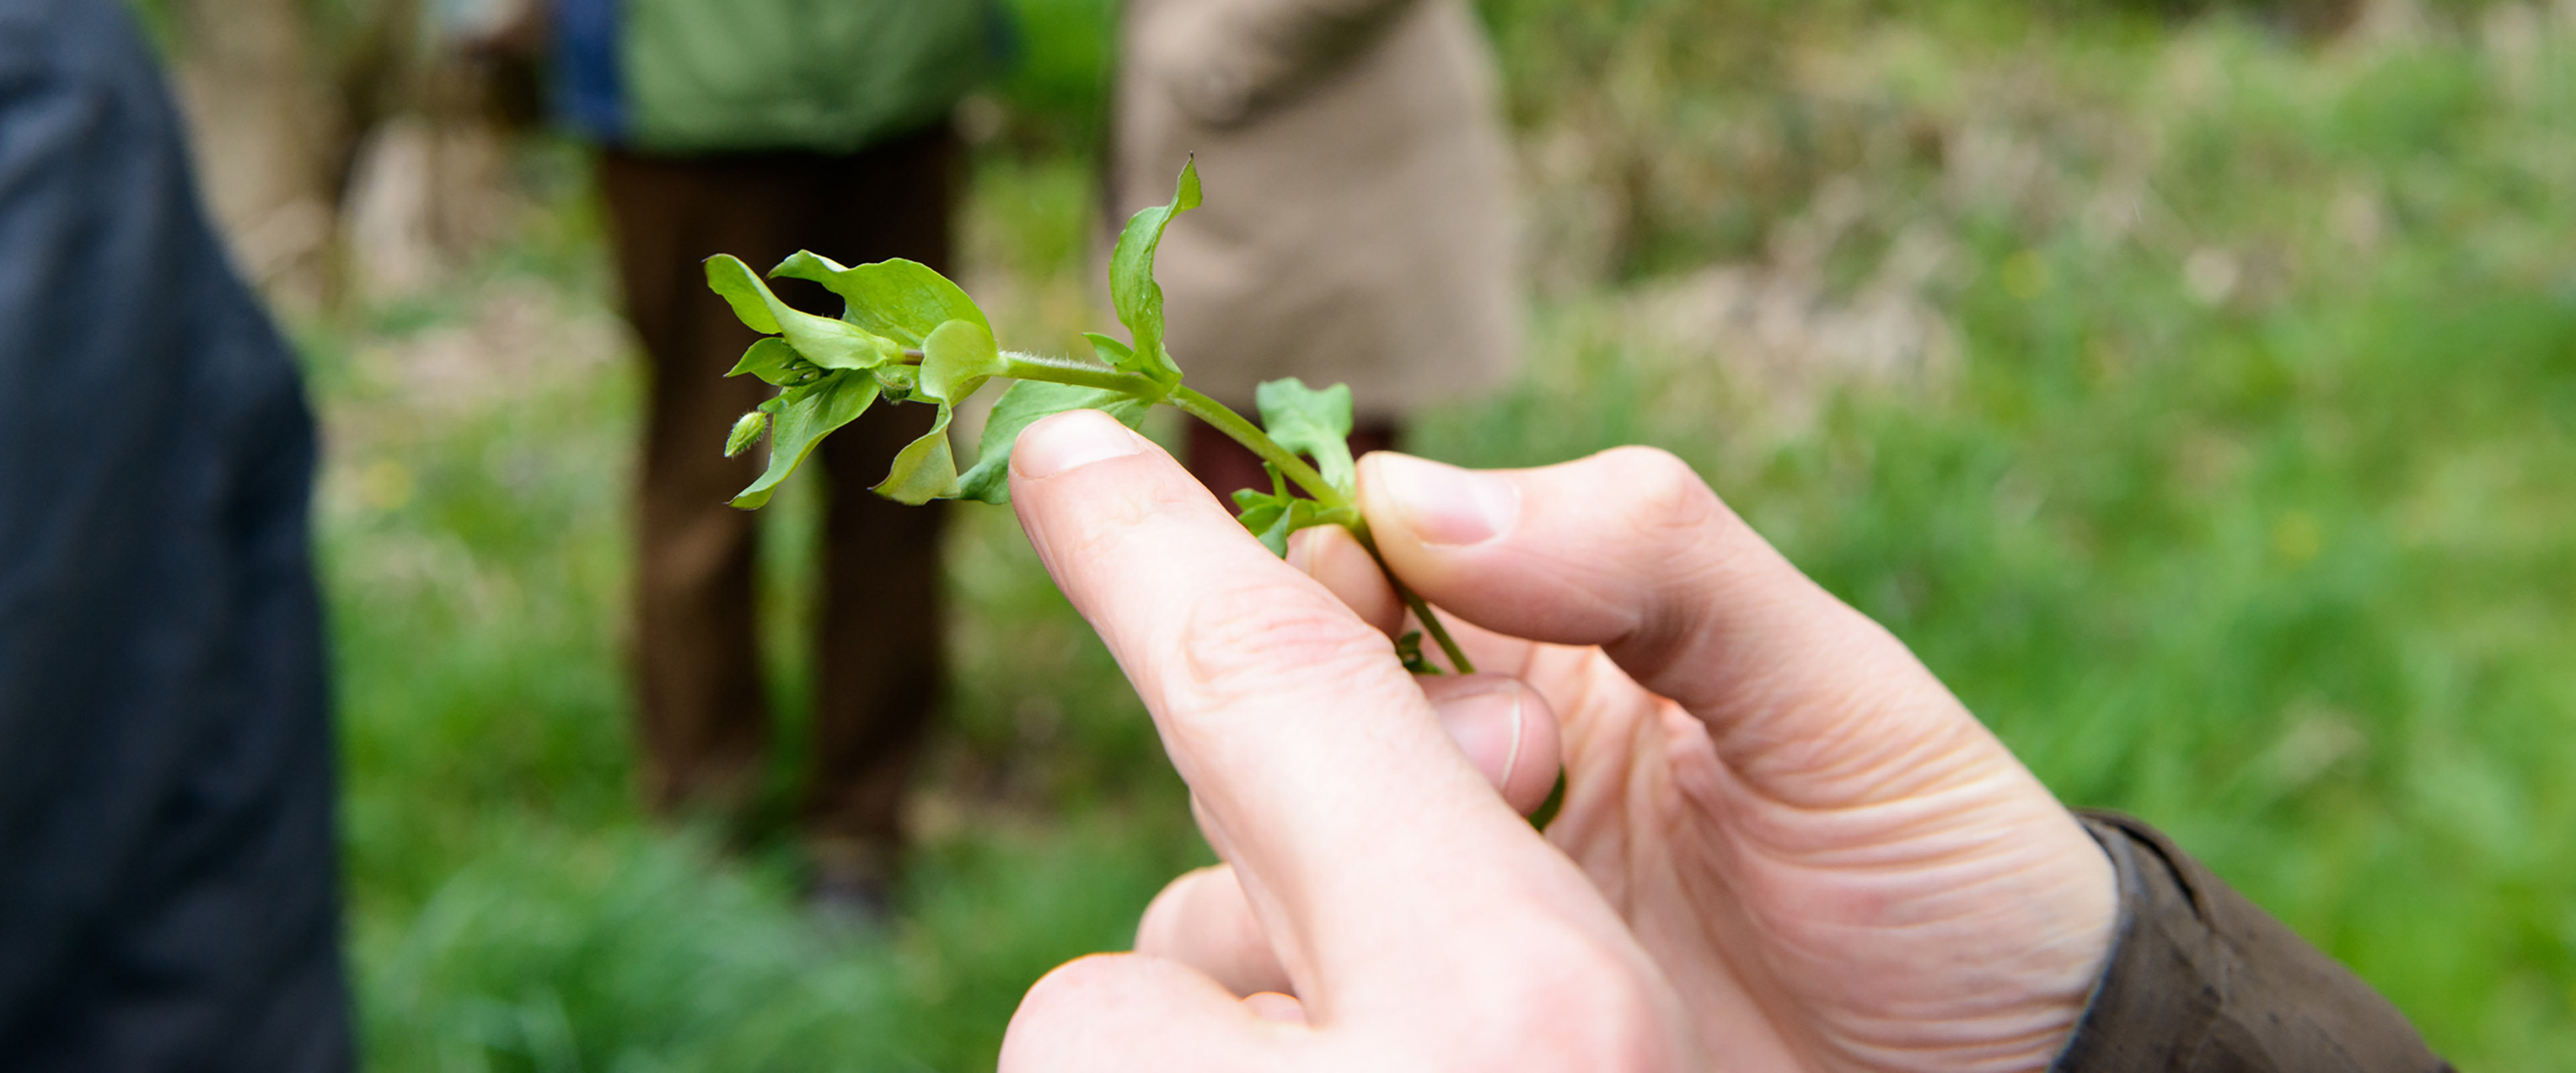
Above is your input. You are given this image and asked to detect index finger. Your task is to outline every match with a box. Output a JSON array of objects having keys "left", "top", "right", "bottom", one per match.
[{"left": 1006, "top": 411, "right": 1617, "bottom": 1014}]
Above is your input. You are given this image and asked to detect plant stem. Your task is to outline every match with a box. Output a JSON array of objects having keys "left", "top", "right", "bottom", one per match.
[
  {"left": 994, "top": 360, "right": 1478, "bottom": 675},
  {"left": 1169, "top": 388, "right": 1342, "bottom": 505},
  {"left": 1002, "top": 351, "right": 1164, "bottom": 395},
  {"left": 1168, "top": 388, "right": 1478, "bottom": 676}
]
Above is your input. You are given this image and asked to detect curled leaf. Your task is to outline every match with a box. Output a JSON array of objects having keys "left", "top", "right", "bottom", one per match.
[
  {"left": 919, "top": 318, "right": 1004, "bottom": 404},
  {"left": 875, "top": 404, "right": 959, "bottom": 505},
  {"left": 956, "top": 380, "right": 1151, "bottom": 505},
  {"left": 724, "top": 410, "right": 769, "bottom": 457},
  {"left": 704, "top": 255, "right": 899, "bottom": 370},
  {"left": 1254, "top": 378, "right": 1357, "bottom": 496},
  {"left": 726, "top": 337, "right": 820, "bottom": 386},
  {"left": 731, "top": 372, "right": 881, "bottom": 509},
  {"left": 1106, "top": 158, "right": 1201, "bottom": 387},
  {"left": 771, "top": 252, "right": 989, "bottom": 347}
]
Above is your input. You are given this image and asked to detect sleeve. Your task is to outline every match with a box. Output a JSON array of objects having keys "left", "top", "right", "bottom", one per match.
[
  {"left": 1131, "top": 0, "right": 1424, "bottom": 126},
  {"left": 2051, "top": 811, "right": 2452, "bottom": 1073}
]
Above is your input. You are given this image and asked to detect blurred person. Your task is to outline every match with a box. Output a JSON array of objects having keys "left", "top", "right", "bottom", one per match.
[
  {"left": 549, "top": 0, "right": 1006, "bottom": 916},
  {"left": 1114, "top": 0, "right": 1521, "bottom": 496},
  {"left": 0, "top": 0, "right": 352, "bottom": 1068},
  {"left": 985, "top": 410, "right": 2450, "bottom": 1071}
]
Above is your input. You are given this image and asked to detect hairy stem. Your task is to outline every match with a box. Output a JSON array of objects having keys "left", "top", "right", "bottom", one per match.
[
  {"left": 1169, "top": 387, "right": 1342, "bottom": 506},
  {"left": 1002, "top": 351, "right": 1163, "bottom": 396}
]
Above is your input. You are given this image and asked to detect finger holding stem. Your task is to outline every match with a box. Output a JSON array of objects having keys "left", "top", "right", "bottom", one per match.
[{"left": 1167, "top": 386, "right": 1474, "bottom": 675}]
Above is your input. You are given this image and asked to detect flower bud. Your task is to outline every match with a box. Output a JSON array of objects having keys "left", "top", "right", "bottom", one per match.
[{"left": 724, "top": 410, "right": 769, "bottom": 457}]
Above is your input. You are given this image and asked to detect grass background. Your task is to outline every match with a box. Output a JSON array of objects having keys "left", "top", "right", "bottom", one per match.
[{"left": 307, "top": 1, "right": 2575, "bottom": 1068}]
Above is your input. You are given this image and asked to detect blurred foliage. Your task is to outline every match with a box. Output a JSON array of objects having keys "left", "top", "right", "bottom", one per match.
[
  {"left": 308, "top": 0, "right": 2575, "bottom": 1070},
  {"left": 988, "top": 0, "right": 1118, "bottom": 158}
]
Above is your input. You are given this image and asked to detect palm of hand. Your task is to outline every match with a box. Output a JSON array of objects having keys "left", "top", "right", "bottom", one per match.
[
  {"left": 1442, "top": 615, "right": 2102, "bottom": 1065},
  {"left": 1465, "top": 627, "right": 2115, "bottom": 1073}
]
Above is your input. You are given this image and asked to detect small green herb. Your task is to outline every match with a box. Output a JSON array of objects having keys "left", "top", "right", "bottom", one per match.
[{"left": 702, "top": 158, "right": 1479, "bottom": 680}]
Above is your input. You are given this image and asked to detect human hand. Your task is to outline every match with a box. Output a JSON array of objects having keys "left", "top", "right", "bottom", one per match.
[{"left": 996, "top": 410, "right": 2116, "bottom": 1071}]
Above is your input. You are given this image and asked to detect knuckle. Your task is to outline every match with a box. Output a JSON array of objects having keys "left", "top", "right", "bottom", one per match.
[
  {"left": 1175, "top": 584, "right": 1393, "bottom": 708},
  {"left": 1001, "top": 954, "right": 1136, "bottom": 1068},
  {"left": 1442, "top": 938, "right": 1687, "bottom": 1072},
  {"left": 1596, "top": 445, "right": 1724, "bottom": 538},
  {"left": 1015, "top": 952, "right": 1128, "bottom": 1019},
  {"left": 1053, "top": 480, "right": 1216, "bottom": 567}
]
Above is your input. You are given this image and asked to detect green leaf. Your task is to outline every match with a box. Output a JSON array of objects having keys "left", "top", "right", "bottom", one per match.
[
  {"left": 1106, "top": 159, "right": 1201, "bottom": 386},
  {"left": 1228, "top": 466, "right": 1347, "bottom": 557},
  {"left": 731, "top": 372, "right": 881, "bottom": 509},
  {"left": 1082, "top": 332, "right": 1135, "bottom": 366},
  {"left": 1254, "top": 378, "right": 1357, "bottom": 496},
  {"left": 704, "top": 253, "right": 782, "bottom": 334},
  {"left": 726, "top": 337, "right": 820, "bottom": 386},
  {"left": 919, "top": 318, "right": 1004, "bottom": 404},
  {"left": 1227, "top": 492, "right": 1315, "bottom": 557},
  {"left": 704, "top": 255, "right": 899, "bottom": 370},
  {"left": 874, "top": 405, "right": 959, "bottom": 505},
  {"left": 955, "top": 380, "right": 1151, "bottom": 504},
  {"left": 771, "top": 251, "right": 989, "bottom": 347}
]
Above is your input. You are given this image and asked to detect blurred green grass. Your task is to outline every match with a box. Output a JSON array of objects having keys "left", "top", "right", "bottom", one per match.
[{"left": 315, "top": 3, "right": 2574, "bottom": 1069}]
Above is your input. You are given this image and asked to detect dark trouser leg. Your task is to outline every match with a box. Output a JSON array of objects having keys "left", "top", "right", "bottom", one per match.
[
  {"left": 799, "top": 129, "right": 959, "bottom": 881},
  {"left": 599, "top": 151, "right": 780, "bottom": 819},
  {"left": 600, "top": 130, "right": 958, "bottom": 872}
]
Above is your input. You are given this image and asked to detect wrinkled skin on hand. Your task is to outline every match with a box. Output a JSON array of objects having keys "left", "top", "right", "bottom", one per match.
[{"left": 995, "top": 410, "right": 2115, "bottom": 1072}]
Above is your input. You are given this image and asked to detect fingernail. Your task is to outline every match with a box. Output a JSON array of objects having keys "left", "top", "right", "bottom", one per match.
[
  {"left": 1372, "top": 455, "right": 1518, "bottom": 547},
  {"left": 1431, "top": 683, "right": 1525, "bottom": 791},
  {"left": 1013, "top": 409, "right": 1144, "bottom": 479}
]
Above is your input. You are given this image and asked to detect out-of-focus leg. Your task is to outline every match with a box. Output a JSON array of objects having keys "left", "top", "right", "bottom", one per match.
[
  {"left": 801, "top": 127, "right": 961, "bottom": 901},
  {"left": 598, "top": 150, "right": 776, "bottom": 818}
]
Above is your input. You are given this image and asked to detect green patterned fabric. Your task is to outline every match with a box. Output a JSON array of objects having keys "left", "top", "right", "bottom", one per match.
[{"left": 620, "top": 0, "right": 997, "bottom": 154}]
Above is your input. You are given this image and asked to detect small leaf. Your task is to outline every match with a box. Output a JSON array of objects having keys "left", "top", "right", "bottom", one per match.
[
  {"left": 956, "top": 380, "right": 1151, "bottom": 504},
  {"left": 1254, "top": 378, "right": 1357, "bottom": 496},
  {"left": 1082, "top": 332, "right": 1135, "bottom": 366},
  {"left": 919, "top": 319, "right": 1004, "bottom": 404},
  {"left": 724, "top": 410, "right": 768, "bottom": 457},
  {"left": 1231, "top": 490, "right": 1291, "bottom": 555},
  {"left": 874, "top": 404, "right": 959, "bottom": 505},
  {"left": 1229, "top": 482, "right": 1338, "bottom": 558},
  {"left": 1106, "top": 159, "right": 1201, "bottom": 386},
  {"left": 731, "top": 372, "right": 881, "bottom": 509},
  {"left": 704, "top": 255, "right": 899, "bottom": 370},
  {"left": 726, "top": 337, "right": 820, "bottom": 386},
  {"left": 771, "top": 252, "right": 989, "bottom": 347}
]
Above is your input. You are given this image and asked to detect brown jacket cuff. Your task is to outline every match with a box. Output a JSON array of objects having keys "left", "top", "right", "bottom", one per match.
[{"left": 2051, "top": 811, "right": 2452, "bottom": 1073}]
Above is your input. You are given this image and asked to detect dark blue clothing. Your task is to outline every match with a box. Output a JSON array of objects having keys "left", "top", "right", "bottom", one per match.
[
  {"left": 0, "top": 1, "right": 352, "bottom": 1068},
  {"left": 551, "top": 0, "right": 626, "bottom": 142}
]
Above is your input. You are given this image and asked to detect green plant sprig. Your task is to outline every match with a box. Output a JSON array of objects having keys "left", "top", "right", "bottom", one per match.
[{"left": 702, "top": 159, "right": 1474, "bottom": 677}]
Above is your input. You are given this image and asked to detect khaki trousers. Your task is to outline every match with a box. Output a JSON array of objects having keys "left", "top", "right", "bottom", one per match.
[{"left": 598, "top": 127, "right": 956, "bottom": 878}]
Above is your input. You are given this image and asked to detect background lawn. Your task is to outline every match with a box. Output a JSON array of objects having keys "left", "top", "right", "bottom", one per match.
[{"left": 307, "top": 1, "right": 2575, "bottom": 1068}]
